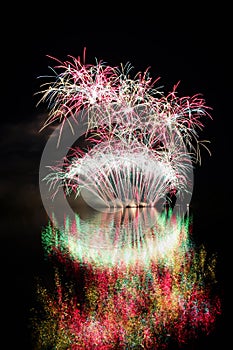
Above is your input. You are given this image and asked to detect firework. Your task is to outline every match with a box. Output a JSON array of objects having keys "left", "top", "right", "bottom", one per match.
[
  {"left": 32, "top": 52, "right": 220, "bottom": 349},
  {"left": 37, "top": 54, "right": 211, "bottom": 209},
  {"left": 44, "top": 137, "right": 192, "bottom": 209},
  {"left": 36, "top": 55, "right": 211, "bottom": 157}
]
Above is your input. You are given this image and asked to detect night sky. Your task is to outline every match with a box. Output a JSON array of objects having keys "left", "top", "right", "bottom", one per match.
[{"left": 1, "top": 7, "right": 231, "bottom": 349}]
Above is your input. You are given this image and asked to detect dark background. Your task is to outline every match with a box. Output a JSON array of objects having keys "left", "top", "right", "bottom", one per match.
[{"left": 1, "top": 5, "right": 231, "bottom": 349}]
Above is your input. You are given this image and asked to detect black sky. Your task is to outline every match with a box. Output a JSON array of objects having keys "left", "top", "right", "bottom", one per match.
[{"left": 1, "top": 7, "right": 231, "bottom": 349}]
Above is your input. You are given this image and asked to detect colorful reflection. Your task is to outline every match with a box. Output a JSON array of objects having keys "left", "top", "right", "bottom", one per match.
[
  {"left": 31, "top": 209, "right": 221, "bottom": 349},
  {"left": 42, "top": 208, "right": 191, "bottom": 267}
]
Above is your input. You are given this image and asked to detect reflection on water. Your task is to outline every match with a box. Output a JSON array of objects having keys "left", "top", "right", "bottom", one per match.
[
  {"left": 42, "top": 204, "right": 190, "bottom": 267},
  {"left": 32, "top": 204, "right": 221, "bottom": 349},
  {"left": 73, "top": 200, "right": 159, "bottom": 229}
]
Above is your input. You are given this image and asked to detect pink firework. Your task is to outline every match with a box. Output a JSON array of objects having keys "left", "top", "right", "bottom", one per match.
[{"left": 38, "top": 52, "right": 212, "bottom": 208}]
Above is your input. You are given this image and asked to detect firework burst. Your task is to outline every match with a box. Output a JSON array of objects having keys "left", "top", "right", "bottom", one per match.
[
  {"left": 44, "top": 137, "right": 192, "bottom": 209},
  {"left": 37, "top": 54, "right": 211, "bottom": 158},
  {"left": 37, "top": 53, "right": 211, "bottom": 208}
]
